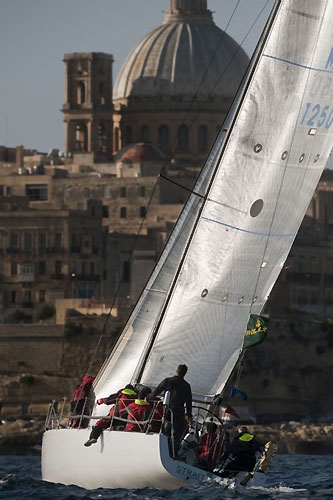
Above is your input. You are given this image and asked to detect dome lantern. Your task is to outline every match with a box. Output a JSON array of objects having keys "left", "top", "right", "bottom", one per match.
[{"left": 166, "top": 0, "right": 213, "bottom": 23}]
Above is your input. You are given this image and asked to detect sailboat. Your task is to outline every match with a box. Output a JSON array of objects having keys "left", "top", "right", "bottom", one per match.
[{"left": 42, "top": 0, "right": 333, "bottom": 490}]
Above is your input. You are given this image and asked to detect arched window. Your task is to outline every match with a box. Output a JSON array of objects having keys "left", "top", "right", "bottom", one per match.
[
  {"left": 124, "top": 126, "right": 132, "bottom": 145},
  {"left": 198, "top": 124, "right": 208, "bottom": 152},
  {"left": 140, "top": 125, "right": 150, "bottom": 143},
  {"left": 114, "top": 127, "right": 119, "bottom": 152},
  {"left": 178, "top": 125, "right": 189, "bottom": 151},
  {"left": 75, "top": 122, "right": 88, "bottom": 151},
  {"left": 158, "top": 124, "right": 169, "bottom": 151},
  {"left": 99, "top": 82, "right": 105, "bottom": 105},
  {"left": 77, "top": 82, "right": 86, "bottom": 104}
]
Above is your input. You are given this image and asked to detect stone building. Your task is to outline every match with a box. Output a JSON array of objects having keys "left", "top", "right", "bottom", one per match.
[{"left": 0, "top": 196, "right": 107, "bottom": 322}]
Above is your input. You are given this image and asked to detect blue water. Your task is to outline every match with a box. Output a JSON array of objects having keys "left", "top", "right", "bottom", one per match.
[{"left": 0, "top": 455, "right": 332, "bottom": 500}]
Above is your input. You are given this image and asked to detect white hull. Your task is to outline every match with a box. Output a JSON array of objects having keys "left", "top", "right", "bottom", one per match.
[{"left": 42, "top": 429, "right": 265, "bottom": 490}]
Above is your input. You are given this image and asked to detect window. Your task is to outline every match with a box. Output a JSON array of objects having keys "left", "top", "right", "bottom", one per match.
[
  {"left": 81, "top": 261, "right": 86, "bottom": 275},
  {"left": 139, "top": 186, "right": 146, "bottom": 197},
  {"left": 39, "top": 233, "right": 46, "bottom": 250},
  {"left": 10, "top": 233, "right": 18, "bottom": 249},
  {"left": 140, "top": 206, "right": 146, "bottom": 217},
  {"left": 11, "top": 291, "right": 16, "bottom": 304},
  {"left": 75, "top": 123, "right": 88, "bottom": 151},
  {"left": 55, "top": 261, "right": 62, "bottom": 275},
  {"left": 102, "top": 184, "right": 109, "bottom": 198},
  {"left": 55, "top": 233, "right": 62, "bottom": 250},
  {"left": 120, "top": 206, "right": 127, "bottom": 218},
  {"left": 99, "top": 82, "right": 105, "bottom": 105},
  {"left": 24, "top": 233, "right": 32, "bottom": 251},
  {"left": 24, "top": 290, "right": 32, "bottom": 304},
  {"left": 39, "top": 290, "right": 46, "bottom": 303},
  {"left": 198, "top": 125, "right": 208, "bottom": 152},
  {"left": 11, "top": 262, "right": 17, "bottom": 275},
  {"left": 0, "top": 185, "right": 3, "bottom": 196},
  {"left": 38, "top": 261, "right": 46, "bottom": 275},
  {"left": 158, "top": 125, "right": 169, "bottom": 151},
  {"left": 120, "top": 186, "right": 127, "bottom": 198},
  {"left": 90, "top": 261, "right": 95, "bottom": 275},
  {"left": 77, "top": 81, "right": 86, "bottom": 104},
  {"left": 25, "top": 184, "right": 48, "bottom": 201},
  {"left": 6, "top": 186, "right": 11, "bottom": 196},
  {"left": 114, "top": 127, "right": 119, "bottom": 151},
  {"left": 140, "top": 125, "right": 150, "bottom": 143},
  {"left": 83, "top": 187, "right": 90, "bottom": 198},
  {"left": 178, "top": 125, "right": 189, "bottom": 151},
  {"left": 19, "top": 262, "right": 34, "bottom": 278},
  {"left": 123, "top": 261, "right": 130, "bottom": 283}
]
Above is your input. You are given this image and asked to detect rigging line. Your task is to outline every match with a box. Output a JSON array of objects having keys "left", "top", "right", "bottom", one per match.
[
  {"left": 135, "top": 1, "right": 281, "bottom": 386},
  {"left": 160, "top": 173, "right": 247, "bottom": 213},
  {"left": 159, "top": 173, "right": 204, "bottom": 199},
  {"left": 167, "top": 0, "right": 242, "bottom": 157},
  {"left": 85, "top": 177, "right": 160, "bottom": 378},
  {"left": 186, "top": 0, "right": 272, "bottom": 135}
]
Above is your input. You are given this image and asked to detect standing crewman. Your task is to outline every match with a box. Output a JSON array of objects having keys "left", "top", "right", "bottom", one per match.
[
  {"left": 222, "top": 426, "right": 264, "bottom": 477},
  {"left": 148, "top": 364, "right": 192, "bottom": 454}
]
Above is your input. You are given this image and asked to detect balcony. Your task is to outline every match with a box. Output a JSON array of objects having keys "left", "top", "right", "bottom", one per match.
[
  {"left": 71, "top": 246, "right": 81, "bottom": 253},
  {"left": 51, "top": 273, "right": 65, "bottom": 280},
  {"left": 7, "top": 247, "right": 19, "bottom": 254},
  {"left": 47, "top": 247, "right": 65, "bottom": 254},
  {"left": 75, "top": 274, "right": 100, "bottom": 282},
  {"left": 22, "top": 302, "right": 33, "bottom": 308}
]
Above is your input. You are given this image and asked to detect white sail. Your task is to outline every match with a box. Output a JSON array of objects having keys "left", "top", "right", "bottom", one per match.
[
  {"left": 95, "top": 0, "right": 333, "bottom": 402},
  {"left": 139, "top": 0, "right": 333, "bottom": 398}
]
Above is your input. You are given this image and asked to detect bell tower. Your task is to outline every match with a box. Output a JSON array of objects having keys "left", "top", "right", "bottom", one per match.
[{"left": 62, "top": 52, "right": 114, "bottom": 160}]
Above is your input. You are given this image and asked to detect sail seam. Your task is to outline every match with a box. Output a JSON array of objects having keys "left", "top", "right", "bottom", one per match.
[
  {"left": 201, "top": 216, "right": 296, "bottom": 237},
  {"left": 262, "top": 53, "right": 333, "bottom": 74}
]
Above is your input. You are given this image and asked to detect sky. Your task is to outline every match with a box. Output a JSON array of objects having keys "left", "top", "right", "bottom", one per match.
[{"left": 0, "top": 0, "right": 274, "bottom": 152}]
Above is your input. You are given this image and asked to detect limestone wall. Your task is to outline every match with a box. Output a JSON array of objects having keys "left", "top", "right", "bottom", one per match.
[{"left": 0, "top": 318, "right": 332, "bottom": 420}]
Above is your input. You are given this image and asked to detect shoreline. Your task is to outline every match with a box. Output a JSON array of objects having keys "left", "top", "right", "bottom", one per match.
[{"left": 1, "top": 419, "right": 333, "bottom": 455}]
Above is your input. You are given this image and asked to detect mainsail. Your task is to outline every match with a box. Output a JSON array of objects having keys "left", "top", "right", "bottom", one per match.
[{"left": 95, "top": 0, "right": 333, "bottom": 403}]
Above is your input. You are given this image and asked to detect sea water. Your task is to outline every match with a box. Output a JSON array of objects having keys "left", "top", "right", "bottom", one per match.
[{"left": 0, "top": 454, "right": 332, "bottom": 500}]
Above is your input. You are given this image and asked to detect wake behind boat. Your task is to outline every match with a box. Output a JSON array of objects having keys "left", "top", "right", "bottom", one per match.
[{"left": 42, "top": 0, "right": 333, "bottom": 490}]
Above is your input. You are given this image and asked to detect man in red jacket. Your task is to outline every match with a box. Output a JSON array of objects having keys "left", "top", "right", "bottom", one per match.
[
  {"left": 84, "top": 384, "right": 137, "bottom": 446},
  {"left": 69, "top": 374, "right": 95, "bottom": 429},
  {"left": 121, "top": 387, "right": 152, "bottom": 433}
]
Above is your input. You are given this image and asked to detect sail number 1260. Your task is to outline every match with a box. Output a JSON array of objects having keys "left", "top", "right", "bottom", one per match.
[{"left": 300, "top": 102, "right": 333, "bottom": 129}]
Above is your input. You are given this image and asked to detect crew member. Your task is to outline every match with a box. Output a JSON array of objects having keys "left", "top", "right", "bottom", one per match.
[
  {"left": 197, "top": 421, "right": 224, "bottom": 470},
  {"left": 84, "top": 384, "right": 137, "bottom": 447},
  {"left": 121, "top": 387, "right": 152, "bottom": 432},
  {"left": 69, "top": 374, "right": 95, "bottom": 429},
  {"left": 222, "top": 426, "right": 264, "bottom": 477},
  {"left": 148, "top": 364, "right": 192, "bottom": 453}
]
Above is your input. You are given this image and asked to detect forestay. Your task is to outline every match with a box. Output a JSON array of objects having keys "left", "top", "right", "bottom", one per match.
[{"left": 95, "top": 0, "right": 333, "bottom": 403}]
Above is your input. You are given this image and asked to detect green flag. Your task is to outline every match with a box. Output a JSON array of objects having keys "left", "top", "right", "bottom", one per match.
[{"left": 243, "top": 314, "right": 269, "bottom": 349}]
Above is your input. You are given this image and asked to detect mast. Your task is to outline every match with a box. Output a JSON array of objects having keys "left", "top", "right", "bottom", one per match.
[{"left": 135, "top": 0, "right": 282, "bottom": 384}]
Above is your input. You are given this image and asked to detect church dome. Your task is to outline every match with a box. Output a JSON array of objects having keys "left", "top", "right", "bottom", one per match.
[{"left": 114, "top": 0, "right": 249, "bottom": 101}]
